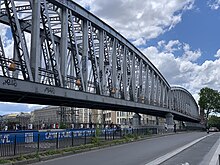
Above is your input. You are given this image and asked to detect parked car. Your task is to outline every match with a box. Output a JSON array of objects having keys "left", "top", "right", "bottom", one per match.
[{"left": 209, "top": 127, "right": 219, "bottom": 132}]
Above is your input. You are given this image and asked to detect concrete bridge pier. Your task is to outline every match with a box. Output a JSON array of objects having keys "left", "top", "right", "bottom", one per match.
[
  {"left": 132, "top": 113, "right": 141, "bottom": 128},
  {"left": 166, "top": 113, "right": 174, "bottom": 131}
]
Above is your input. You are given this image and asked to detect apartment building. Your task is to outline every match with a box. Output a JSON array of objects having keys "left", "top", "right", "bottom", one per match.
[
  {"left": 31, "top": 106, "right": 94, "bottom": 128},
  {"left": 103, "top": 110, "right": 160, "bottom": 127},
  {"left": 31, "top": 106, "right": 160, "bottom": 129}
]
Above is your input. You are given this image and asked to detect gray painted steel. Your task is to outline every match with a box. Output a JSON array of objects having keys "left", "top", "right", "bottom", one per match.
[{"left": 0, "top": 0, "right": 200, "bottom": 122}]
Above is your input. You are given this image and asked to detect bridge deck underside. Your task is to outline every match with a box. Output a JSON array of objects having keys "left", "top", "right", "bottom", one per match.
[
  {"left": 0, "top": 78, "right": 198, "bottom": 122},
  {"left": 0, "top": 0, "right": 200, "bottom": 123}
]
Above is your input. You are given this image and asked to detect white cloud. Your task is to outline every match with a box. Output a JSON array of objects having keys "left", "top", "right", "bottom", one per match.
[
  {"left": 73, "top": 0, "right": 220, "bottom": 103},
  {"left": 0, "top": 102, "right": 46, "bottom": 115},
  {"left": 158, "top": 40, "right": 181, "bottom": 53},
  {"left": 73, "top": 0, "right": 93, "bottom": 9},
  {"left": 214, "top": 49, "right": 220, "bottom": 58},
  {"left": 132, "top": 38, "right": 146, "bottom": 47},
  {"left": 208, "top": 0, "right": 220, "bottom": 10},
  {"left": 182, "top": 43, "right": 201, "bottom": 62},
  {"left": 142, "top": 40, "right": 220, "bottom": 101},
  {"left": 74, "top": 0, "right": 195, "bottom": 43},
  {"left": 74, "top": 0, "right": 216, "bottom": 100},
  {"left": 0, "top": 24, "right": 14, "bottom": 60}
]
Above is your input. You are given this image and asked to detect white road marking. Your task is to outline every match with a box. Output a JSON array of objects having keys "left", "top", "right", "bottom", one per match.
[
  {"left": 209, "top": 135, "right": 220, "bottom": 165},
  {"left": 181, "top": 163, "right": 190, "bottom": 165},
  {"left": 145, "top": 133, "right": 214, "bottom": 165}
]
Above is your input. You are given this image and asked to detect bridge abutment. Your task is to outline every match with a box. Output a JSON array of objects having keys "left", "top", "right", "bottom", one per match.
[
  {"left": 165, "top": 113, "right": 174, "bottom": 130},
  {"left": 132, "top": 113, "right": 141, "bottom": 128}
]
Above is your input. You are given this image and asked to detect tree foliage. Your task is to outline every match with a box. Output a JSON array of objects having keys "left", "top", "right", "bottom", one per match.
[
  {"left": 198, "top": 87, "right": 220, "bottom": 118},
  {"left": 208, "top": 115, "right": 220, "bottom": 130}
]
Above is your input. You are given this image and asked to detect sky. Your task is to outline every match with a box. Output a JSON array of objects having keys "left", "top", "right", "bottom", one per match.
[{"left": 0, "top": 0, "right": 220, "bottom": 115}]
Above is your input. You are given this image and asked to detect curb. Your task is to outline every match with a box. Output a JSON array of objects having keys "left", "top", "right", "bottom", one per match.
[
  {"left": 39, "top": 154, "right": 63, "bottom": 162},
  {"left": 208, "top": 135, "right": 220, "bottom": 165}
]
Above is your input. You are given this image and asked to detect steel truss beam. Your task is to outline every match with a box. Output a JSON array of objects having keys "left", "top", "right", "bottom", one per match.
[
  {"left": 40, "top": 0, "right": 62, "bottom": 86},
  {"left": 88, "top": 22, "right": 101, "bottom": 94},
  {"left": 4, "top": 0, "right": 33, "bottom": 81},
  {"left": 0, "top": 37, "right": 9, "bottom": 77},
  {"left": 68, "top": 10, "right": 84, "bottom": 90},
  {"left": 0, "top": 0, "right": 200, "bottom": 121}
]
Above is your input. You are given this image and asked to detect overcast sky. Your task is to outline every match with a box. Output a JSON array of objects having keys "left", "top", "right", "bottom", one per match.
[{"left": 0, "top": 0, "right": 220, "bottom": 115}]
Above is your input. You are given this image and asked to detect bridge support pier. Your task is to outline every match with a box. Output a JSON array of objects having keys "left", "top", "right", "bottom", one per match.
[
  {"left": 132, "top": 113, "right": 141, "bottom": 128},
  {"left": 165, "top": 113, "right": 174, "bottom": 130}
]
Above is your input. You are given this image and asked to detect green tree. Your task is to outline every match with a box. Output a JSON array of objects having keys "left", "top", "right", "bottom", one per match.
[
  {"left": 59, "top": 122, "right": 67, "bottom": 129},
  {"left": 198, "top": 87, "right": 220, "bottom": 119},
  {"left": 208, "top": 115, "right": 220, "bottom": 130}
]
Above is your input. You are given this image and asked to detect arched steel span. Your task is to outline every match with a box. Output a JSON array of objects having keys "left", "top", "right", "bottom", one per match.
[
  {"left": 171, "top": 87, "right": 199, "bottom": 120},
  {"left": 0, "top": 0, "right": 200, "bottom": 122}
]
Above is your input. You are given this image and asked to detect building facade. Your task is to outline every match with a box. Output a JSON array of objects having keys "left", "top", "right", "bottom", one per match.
[
  {"left": 31, "top": 106, "right": 94, "bottom": 129},
  {"left": 2, "top": 112, "right": 31, "bottom": 130},
  {"left": 31, "top": 106, "right": 60, "bottom": 128},
  {"left": 30, "top": 106, "right": 161, "bottom": 129},
  {"left": 102, "top": 110, "right": 161, "bottom": 127}
]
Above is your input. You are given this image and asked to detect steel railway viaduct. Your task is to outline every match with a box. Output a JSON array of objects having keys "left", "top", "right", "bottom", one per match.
[{"left": 0, "top": 0, "right": 200, "bottom": 123}]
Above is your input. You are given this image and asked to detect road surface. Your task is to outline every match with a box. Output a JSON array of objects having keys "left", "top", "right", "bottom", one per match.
[{"left": 33, "top": 132, "right": 220, "bottom": 165}]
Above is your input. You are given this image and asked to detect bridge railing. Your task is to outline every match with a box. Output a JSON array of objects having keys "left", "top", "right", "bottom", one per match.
[
  {"left": 0, "top": 0, "right": 200, "bottom": 121},
  {"left": 0, "top": 0, "right": 171, "bottom": 106}
]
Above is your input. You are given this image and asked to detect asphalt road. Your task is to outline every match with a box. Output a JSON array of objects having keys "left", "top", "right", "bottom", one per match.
[
  {"left": 33, "top": 132, "right": 217, "bottom": 165},
  {"left": 161, "top": 132, "right": 220, "bottom": 165}
]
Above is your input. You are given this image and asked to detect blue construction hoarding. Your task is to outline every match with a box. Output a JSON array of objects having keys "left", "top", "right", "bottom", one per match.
[{"left": 0, "top": 128, "right": 119, "bottom": 144}]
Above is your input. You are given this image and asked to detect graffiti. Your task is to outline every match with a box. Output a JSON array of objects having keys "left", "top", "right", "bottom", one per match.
[
  {"left": 45, "top": 131, "right": 72, "bottom": 140},
  {"left": 0, "top": 129, "right": 107, "bottom": 144},
  {"left": 2, "top": 79, "right": 17, "bottom": 87},
  {"left": 59, "top": 131, "right": 71, "bottom": 138},
  {"left": 44, "top": 87, "right": 55, "bottom": 94},
  {"left": 25, "top": 133, "right": 33, "bottom": 143},
  {"left": 44, "top": 131, "right": 94, "bottom": 140},
  {"left": 0, "top": 134, "right": 10, "bottom": 144},
  {"left": 45, "top": 132, "right": 58, "bottom": 140}
]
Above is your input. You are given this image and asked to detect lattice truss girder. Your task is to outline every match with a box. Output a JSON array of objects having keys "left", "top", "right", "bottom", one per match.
[
  {"left": 171, "top": 88, "right": 199, "bottom": 118},
  {"left": 0, "top": 0, "right": 199, "bottom": 118}
]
